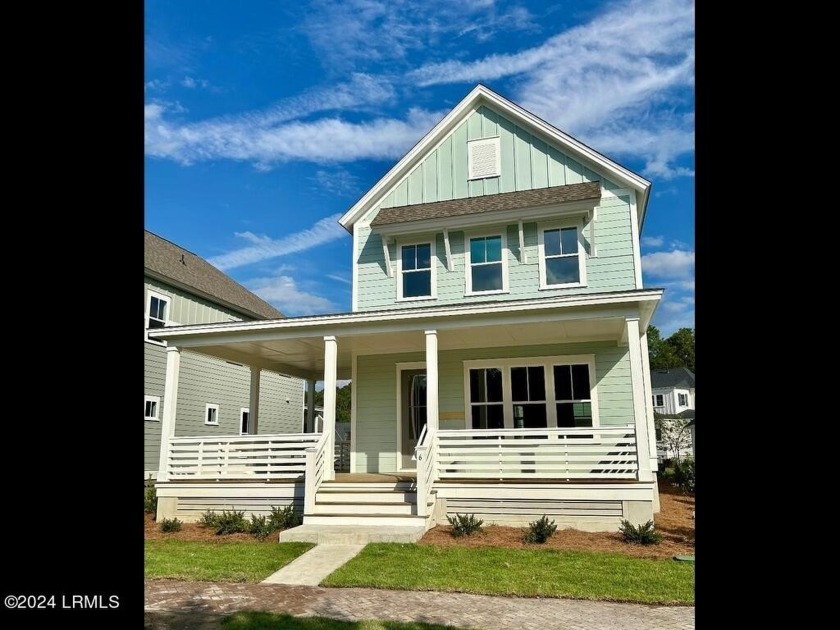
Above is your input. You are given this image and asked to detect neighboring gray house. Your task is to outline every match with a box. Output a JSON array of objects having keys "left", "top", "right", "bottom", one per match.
[
  {"left": 650, "top": 367, "right": 695, "bottom": 415},
  {"left": 144, "top": 230, "right": 305, "bottom": 479}
]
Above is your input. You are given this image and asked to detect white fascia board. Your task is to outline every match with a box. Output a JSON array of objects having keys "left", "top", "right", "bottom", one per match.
[
  {"left": 339, "top": 85, "right": 651, "bottom": 232},
  {"left": 372, "top": 199, "right": 597, "bottom": 238},
  {"left": 149, "top": 289, "right": 663, "bottom": 343}
]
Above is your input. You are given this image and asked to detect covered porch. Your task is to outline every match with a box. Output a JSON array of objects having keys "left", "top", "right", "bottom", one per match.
[{"left": 151, "top": 289, "right": 661, "bottom": 532}]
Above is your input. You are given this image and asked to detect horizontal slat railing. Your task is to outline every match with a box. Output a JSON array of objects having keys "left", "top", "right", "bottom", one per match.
[
  {"left": 436, "top": 426, "right": 638, "bottom": 480},
  {"left": 304, "top": 431, "right": 330, "bottom": 514},
  {"left": 167, "top": 433, "right": 322, "bottom": 480},
  {"left": 414, "top": 428, "right": 437, "bottom": 518}
]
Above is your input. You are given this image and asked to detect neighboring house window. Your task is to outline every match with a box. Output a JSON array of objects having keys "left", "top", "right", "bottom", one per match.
[
  {"left": 144, "top": 395, "right": 160, "bottom": 421},
  {"left": 469, "top": 367, "right": 504, "bottom": 429},
  {"left": 539, "top": 225, "right": 585, "bottom": 288},
  {"left": 467, "top": 137, "right": 501, "bottom": 180},
  {"left": 653, "top": 394, "right": 664, "bottom": 407},
  {"left": 398, "top": 242, "right": 435, "bottom": 300},
  {"left": 466, "top": 234, "right": 507, "bottom": 294},
  {"left": 240, "top": 408, "right": 250, "bottom": 435},
  {"left": 678, "top": 393, "right": 688, "bottom": 406},
  {"left": 145, "top": 290, "right": 171, "bottom": 343},
  {"left": 205, "top": 404, "right": 219, "bottom": 426},
  {"left": 464, "top": 356, "right": 598, "bottom": 429}
]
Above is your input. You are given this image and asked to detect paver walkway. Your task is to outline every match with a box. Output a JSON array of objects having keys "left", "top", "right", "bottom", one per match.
[
  {"left": 262, "top": 544, "right": 365, "bottom": 586},
  {"left": 145, "top": 581, "right": 695, "bottom": 630}
]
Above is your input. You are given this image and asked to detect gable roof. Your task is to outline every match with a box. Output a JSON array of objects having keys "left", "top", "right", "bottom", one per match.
[
  {"left": 650, "top": 367, "right": 695, "bottom": 389},
  {"left": 145, "top": 230, "right": 283, "bottom": 320},
  {"left": 370, "top": 181, "right": 600, "bottom": 227},
  {"left": 339, "top": 84, "right": 651, "bottom": 232}
]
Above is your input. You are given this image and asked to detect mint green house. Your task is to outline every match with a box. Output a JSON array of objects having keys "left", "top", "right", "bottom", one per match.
[{"left": 152, "top": 85, "right": 663, "bottom": 539}]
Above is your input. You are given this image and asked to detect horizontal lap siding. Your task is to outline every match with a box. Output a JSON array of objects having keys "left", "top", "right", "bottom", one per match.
[
  {"left": 144, "top": 279, "right": 245, "bottom": 326},
  {"left": 145, "top": 343, "right": 166, "bottom": 474}
]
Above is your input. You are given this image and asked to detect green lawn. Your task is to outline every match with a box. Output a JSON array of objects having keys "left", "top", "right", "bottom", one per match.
[
  {"left": 145, "top": 540, "right": 313, "bottom": 583},
  {"left": 322, "top": 544, "right": 694, "bottom": 605},
  {"left": 222, "top": 613, "right": 467, "bottom": 630}
]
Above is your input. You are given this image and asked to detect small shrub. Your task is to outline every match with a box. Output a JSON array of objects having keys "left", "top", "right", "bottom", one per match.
[
  {"left": 248, "top": 514, "right": 274, "bottom": 540},
  {"left": 524, "top": 514, "right": 557, "bottom": 544},
  {"left": 144, "top": 476, "right": 157, "bottom": 515},
  {"left": 214, "top": 509, "right": 248, "bottom": 535},
  {"left": 672, "top": 458, "right": 695, "bottom": 493},
  {"left": 619, "top": 519, "right": 662, "bottom": 545},
  {"left": 159, "top": 517, "right": 182, "bottom": 532},
  {"left": 447, "top": 513, "right": 484, "bottom": 538},
  {"left": 269, "top": 504, "right": 302, "bottom": 530},
  {"left": 198, "top": 510, "right": 220, "bottom": 529}
]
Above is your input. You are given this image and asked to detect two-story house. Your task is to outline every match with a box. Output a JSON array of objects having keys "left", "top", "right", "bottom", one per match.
[
  {"left": 150, "top": 86, "right": 663, "bottom": 541},
  {"left": 651, "top": 367, "right": 695, "bottom": 415},
  {"left": 144, "top": 230, "right": 306, "bottom": 480}
]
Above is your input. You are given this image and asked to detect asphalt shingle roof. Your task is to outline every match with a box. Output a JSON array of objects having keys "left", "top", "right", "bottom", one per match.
[
  {"left": 145, "top": 230, "right": 283, "bottom": 320},
  {"left": 650, "top": 367, "right": 695, "bottom": 389},
  {"left": 370, "top": 181, "right": 601, "bottom": 227}
]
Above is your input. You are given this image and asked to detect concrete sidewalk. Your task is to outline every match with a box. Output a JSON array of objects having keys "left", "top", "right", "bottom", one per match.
[
  {"left": 261, "top": 544, "right": 364, "bottom": 586},
  {"left": 145, "top": 581, "right": 695, "bottom": 630}
]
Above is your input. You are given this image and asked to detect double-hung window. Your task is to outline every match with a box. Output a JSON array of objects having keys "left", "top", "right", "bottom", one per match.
[
  {"left": 469, "top": 367, "right": 504, "bottom": 429},
  {"left": 467, "top": 234, "right": 506, "bottom": 294},
  {"left": 553, "top": 364, "right": 593, "bottom": 427},
  {"left": 653, "top": 394, "right": 664, "bottom": 407},
  {"left": 205, "top": 404, "right": 219, "bottom": 426},
  {"left": 539, "top": 224, "right": 585, "bottom": 288},
  {"left": 399, "top": 242, "right": 434, "bottom": 299},
  {"left": 144, "top": 395, "right": 160, "bottom": 421},
  {"left": 678, "top": 393, "right": 689, "bottom": 406},
  {"left": 145, "top": 290, "right": 171, "bottom": 343}
]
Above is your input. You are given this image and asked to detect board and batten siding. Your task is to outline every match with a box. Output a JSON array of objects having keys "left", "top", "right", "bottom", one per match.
[
  {"left": 354, "top": 105, "right": 637, "bottom": 311},
  {"left": 144, "top": 277, "right": 305, "bottom": 476},
  {"left": 353, "top": 341, "right": 633, "bottom": 473}
]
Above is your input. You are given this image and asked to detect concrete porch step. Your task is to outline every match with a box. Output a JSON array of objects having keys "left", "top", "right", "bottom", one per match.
[
  {"left": 280, "top": 523, "right": 427, "bottom": 544},
  {"left": 315, "top": 490, "right": 418, "bottom": 503},
  {"left": 303, "top": 514, "right": 427, "bottom": 527},
  {"left": 312, "top": 502, "right": 414, "bottom": 516}
]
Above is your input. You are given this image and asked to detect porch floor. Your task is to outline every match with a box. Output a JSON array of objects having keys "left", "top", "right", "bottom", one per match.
[{"left": 333, "top": 473, "right": 416, "bottom": 483}]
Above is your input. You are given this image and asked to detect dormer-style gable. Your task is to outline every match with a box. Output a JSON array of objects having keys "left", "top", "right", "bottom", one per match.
[{"left": 343, "top": 85, "right": 651, "bottom": 313}]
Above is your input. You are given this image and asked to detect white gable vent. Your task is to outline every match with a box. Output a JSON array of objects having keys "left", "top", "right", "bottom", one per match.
[{"left": 468, "top": 137, "right": 501, "bottom": 180}]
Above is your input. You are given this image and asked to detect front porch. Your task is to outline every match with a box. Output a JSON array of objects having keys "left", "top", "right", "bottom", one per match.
[{"left": 151, "top": 290, "right": 662, "bottom": 534}]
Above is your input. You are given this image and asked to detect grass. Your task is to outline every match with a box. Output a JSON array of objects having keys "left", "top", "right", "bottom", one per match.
[
  {"left": 322, "top": 544, "right": 694, "bottom": 605},
  {"left": 145, "top": 540, "right": 313, "bottom": 583},
  {"left": 222, "top": 612, "right": 467, "bottom": 629}
]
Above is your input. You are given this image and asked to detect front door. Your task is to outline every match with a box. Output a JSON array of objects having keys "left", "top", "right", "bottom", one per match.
[{"left": 400, "top": 369, "right": 427, "bottom": 469}]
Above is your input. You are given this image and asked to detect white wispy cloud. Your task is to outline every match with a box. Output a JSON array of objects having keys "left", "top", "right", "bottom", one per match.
[
  {"left": 642, "top": 235, "right": 664, "bottom": 248},
  {"left": 409, "top": 0, "right": 694, "bottom": 178},
  {"left": 181, "top": 76, "right": 210, "bottom": 89},
  {"left": 246, "top": 273, "right": 336, "bottom": 316},
  {"left": 326, "top": 274, "right": 352, "bottom": 285},
  {"left": 208, "top": 215, "right": 347, "bottom": 271},
  {"left": 642, "top": 249, "right": 694, "bottom": 279},
  {"left": 310, "top": 168, "right": 361, "bottom": 198}
]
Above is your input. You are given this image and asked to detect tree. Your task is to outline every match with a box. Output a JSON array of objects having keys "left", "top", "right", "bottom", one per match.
[
  {"left": 312, "top": 383, "right": 352, "bottom": 424},
  {"left": 655, "top": 416, "right": 693, "bottom": 462},
  {"left": 666, "top": 328, "right": 695, "bottom": 372},
  {"left": 647, "top": 325, "right": 694, "bottom": 371}
]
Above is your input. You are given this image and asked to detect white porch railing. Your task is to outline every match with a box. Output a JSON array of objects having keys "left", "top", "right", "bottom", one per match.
[
  {"left": 414, "top": 426, "right": 437, "bottom": 518},
  {"left": 166, "top": 433, "right": 322, "bottom": 480},
  {"left": 436, "top": 426, "right": 638, "bottom": 480},
  {"left": 304, "top": 431, "right": 331, "bottom": 514}
]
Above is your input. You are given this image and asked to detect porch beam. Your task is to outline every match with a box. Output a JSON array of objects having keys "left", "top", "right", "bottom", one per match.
[
  {"left": 249, "top": 366, "right": 260, "bottom": 434},
  {"left": 157, "top": 346, "right": 181, "bottom": 482},
  {"left": 305, "top": 379, "right": 316, "bottom": 433},
  {"left": 425, "top": 330, "right": 439, "bottom": 433},
  {"left": 322, "top": 335, "right": 338, "bottom": 480},
  {"left": 626, "top": 317, "right": 654, "bottom": 482}
]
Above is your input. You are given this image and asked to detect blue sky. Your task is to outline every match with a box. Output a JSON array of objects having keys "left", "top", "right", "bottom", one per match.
[{"left": 145, "top": 0, "right": 694, "bottom": 335}]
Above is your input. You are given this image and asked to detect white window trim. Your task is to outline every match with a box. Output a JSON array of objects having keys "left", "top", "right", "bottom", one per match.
[
  {"left": 464, "top": 230, "right": 509, "bottom": 296},
  {"left": 653, "top": 394, "right": 664, "bottom": 407},
  {"left": 396, "top": 238, "right": 437, "bottom": 302},
  {"left": 462, "top": 354, "right": 600, "bottom": 429},
  {"left": 677, "top": 393, "right": 689, "bottom": 407},
  {"left": 145, "top": 289, "right": 173, "bottom": 345},
  {"left": 240, "top": 407, "right": 250, "bottom": 435},
  {"left": 144, "top": 395, "right": 161, "bottom": 422},
  {"left": 537, "top": 221, "right": 587, "bottom": 290},
  {"left": 467, "top": 136, "right": 501, "bottom": 180},
  {"left": 205, "top": 403, "right": 220, "bottom": 426}
]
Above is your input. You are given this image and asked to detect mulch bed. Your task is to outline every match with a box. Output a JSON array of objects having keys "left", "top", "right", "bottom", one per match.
[{"left": 145, "top": 480, "right": 694, "bottom": 558}]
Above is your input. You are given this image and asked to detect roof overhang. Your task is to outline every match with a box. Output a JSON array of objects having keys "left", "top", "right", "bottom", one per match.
[
  {"left": 150, "top": 289, "right": 662, "bottom": 381},
  {"left": 338, "top": 84, "right": 652, "bottom": 233}
]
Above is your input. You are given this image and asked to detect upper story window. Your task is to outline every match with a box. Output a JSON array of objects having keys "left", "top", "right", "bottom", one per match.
[
  {"left": 466, "top": 233, "right": 507, "bottom": 295},
  {"left": 467, "top": 137, "right": 501, "bottom": 180},
  {"left": 144, "top": 395, "right": 160, "bottom": 421},
  {"left": 538, "top": 224, "right": 586, "bottom": 289},
  {"left": 653, "top": 394, "right": 664, "bottom": 407},
  {"left": 145, "top": 290, "right": 171, "bottom": 344},
  {"left": 678, "top": 393, "right": 689, "bottom": 406},
  {"left": 398, "top": 241, "right": 435, "bottom": 300},
  {"left": 205, "top": 403, "right": 219, "bottom": 426}
]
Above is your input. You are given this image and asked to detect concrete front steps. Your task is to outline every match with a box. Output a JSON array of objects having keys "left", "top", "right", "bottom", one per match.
[{"left": 278, "top": 480, "right": 436, "bottom": 543}]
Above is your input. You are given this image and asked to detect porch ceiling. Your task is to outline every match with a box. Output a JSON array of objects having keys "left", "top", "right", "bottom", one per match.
[{"left": 151, "top": 289, "right": 661, "bottom": 381}]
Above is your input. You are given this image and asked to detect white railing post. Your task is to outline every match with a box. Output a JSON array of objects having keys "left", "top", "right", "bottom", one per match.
[
  {"left": 415, "top": 444, "right": 429, "bottom": 517},
  {"left": 304, "top": 446, "right": 317, "bottom": 514}
]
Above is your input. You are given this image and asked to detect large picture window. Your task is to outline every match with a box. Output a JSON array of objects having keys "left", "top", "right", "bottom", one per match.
[
  {"left": 467, "top": 234, "right": 506, "bottom": 294},
  {"left": 399, "top": 242, "right": 434, "bottom": 299}
]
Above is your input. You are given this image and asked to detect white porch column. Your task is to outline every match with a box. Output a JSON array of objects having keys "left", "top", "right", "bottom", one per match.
[
  {"left": 249, "top": 366, "right": 261, "bottom": 434},
  {"left": 322, "top": 336, "right": 338, "bottom": 480},
  {"left": 626, "top": 317, "right": 654, "bottom": 482},
  {"left": 425, "top": 330, "right": 439, "bottom": 434},
  {"left": 639, "top": 330, "right": 661, "bottom": 512},
  {"left": 306, "top": 379, "right": 316, "bottom": 433},
  {"left": 156, "top": 346, "right": 181, "bottom": 482}
]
